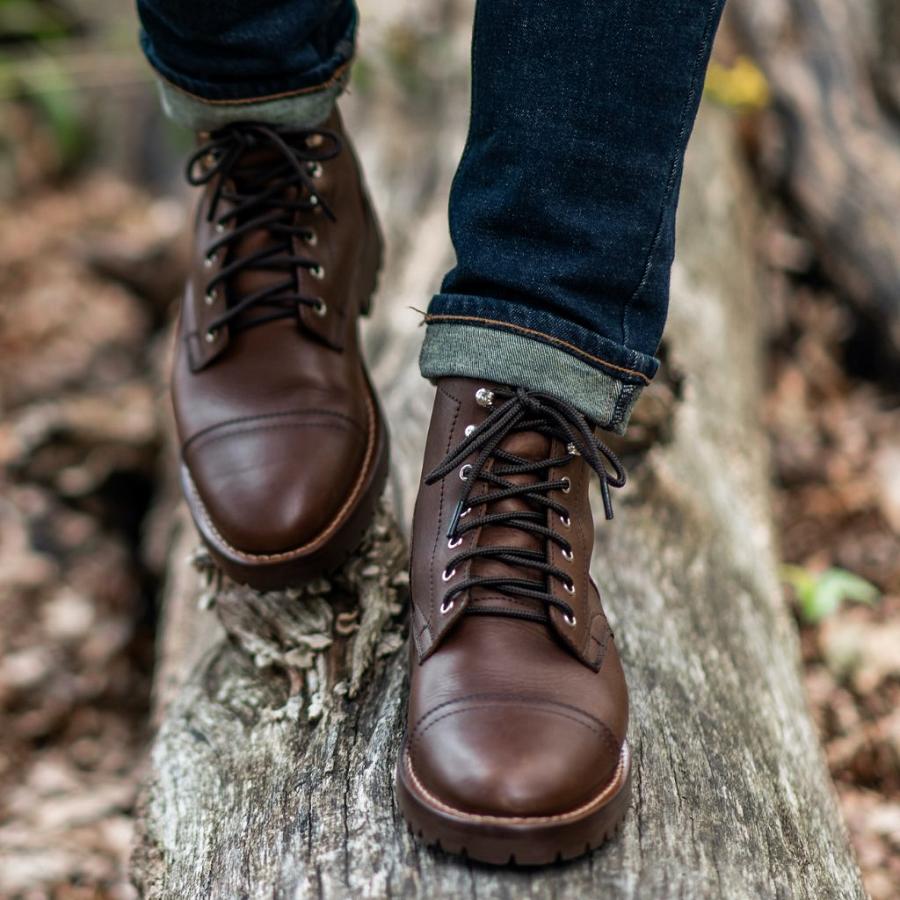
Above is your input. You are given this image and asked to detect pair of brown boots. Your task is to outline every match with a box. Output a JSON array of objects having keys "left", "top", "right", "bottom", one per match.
[{"left": 173, "top": 111, "right": 630, "bottom": 865}]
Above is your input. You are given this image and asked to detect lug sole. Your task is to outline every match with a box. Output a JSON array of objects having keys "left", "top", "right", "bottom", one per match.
[{"left": 396, "top": 739, "right": 631, "bottom": 866}]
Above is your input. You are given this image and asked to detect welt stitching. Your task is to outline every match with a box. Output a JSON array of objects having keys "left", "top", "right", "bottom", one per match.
[
  {"left": 424, "top": 314, "right": 652, "bottom": 384},
  {"left": 183, "top": 408, "right": 361, "bottom": 453}
]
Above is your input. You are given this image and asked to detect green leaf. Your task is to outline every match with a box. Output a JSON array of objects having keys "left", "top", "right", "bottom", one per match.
[{"left": 782, "top": 565, "right": 879, "bottom": 624}]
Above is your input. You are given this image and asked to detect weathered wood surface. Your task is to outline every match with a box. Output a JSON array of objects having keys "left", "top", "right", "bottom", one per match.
[
  {"left": 131, "top": 4, "right": 865, "bottom": 896},
  {"left": 732, "top": 0, "right": 900, "bottom": 355}
]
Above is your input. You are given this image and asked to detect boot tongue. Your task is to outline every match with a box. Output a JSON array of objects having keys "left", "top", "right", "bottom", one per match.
[{"left": 468, "top": 427, "right": 552, "bottom": 615}]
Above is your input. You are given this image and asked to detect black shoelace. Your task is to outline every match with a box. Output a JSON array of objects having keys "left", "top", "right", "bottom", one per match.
[
  {"left": 185, "top": 122, "right": 341, "bottom": 336},
  {"left": 425, "top": 387, "right": 626, "bottom": 624}
]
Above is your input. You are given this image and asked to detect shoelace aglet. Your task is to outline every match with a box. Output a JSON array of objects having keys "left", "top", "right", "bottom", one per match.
[
  {"left": 600, "top": 479, "right": 615, "bottom": 520},
  {"left": 446, "top": 499, "right": 464, "bottom": 538}
]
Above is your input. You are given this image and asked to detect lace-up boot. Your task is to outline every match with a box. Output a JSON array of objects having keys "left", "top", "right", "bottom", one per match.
[
  {"left": 172, "top": 109, "right": 388, "bottom": 589},
  {"left": 397, "top": 377, "right": 631, "bottom": 864}
]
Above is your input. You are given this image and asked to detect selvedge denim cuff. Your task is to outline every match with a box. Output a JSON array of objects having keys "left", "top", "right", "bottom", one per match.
[
  {"left": 419, "top": 321, "right": 647, "bottom": 435},
  {"left": 153, "top": 71, "right": 347, "bottom": 131}
]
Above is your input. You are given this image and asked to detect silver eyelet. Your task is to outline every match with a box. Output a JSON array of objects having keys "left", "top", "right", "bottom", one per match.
[
  {"left": 566, "top": 442, "right": 581, "bottom": 456},
  {"left": 564, "top": 581, "right": 576, "bottom": 595},
  {"left": 448, "top": 536, "right": 462, "bottom": 549},
  {"left": 464, "top": 424, "right": 476, "bottom": 437},
  {"left": 460, "top": 507, "right": 471, "bottom": 518},
  {"left": 441, "top": 568, "right": 456, "bottom": 582},
  {"left": 459, "top": 464, "right": 472, "bottom": 481},
  {"left": 304, "top": 229, "right": 318, "bottom": 247},
  {"left": 309, "top": 194, "right": 319, "bottom": 207},
  {"left": 562, "top": 548, "right": 574, "bottom": 561},
  {"left": 203, "top": 254, "right": 216, "bottom": 269},
  {"left": 204, "top": 291, "right": 217, "bottom": 306},
  {"left": 563, "top": 612, "right": 577, "bottom": 627},
  {"left": 215, "top": 223, "right": 225, "bottom": 234},
  {"left": 307, "top": 162, "right": 323, "bottom": 178},
  {"left": 560, "top": 515, "right": 571, "bottom": 528},
  {"left": 313, "top": 299, "right": 327, "bottom": 317},
  {"left": 205, "top": 329, "right": 218, "bottom": 343},
  {"left": 440, "top": 598, "right": 455, "bottom": 614},
  {"left": 310, "top": 264, "right": 325, "bottom": 280},
  {"left": 475, "top": 388, "right": 494, "bottom": 408},
  {"left": 561, "top": 477, "right": 572, "bottom": 493}
]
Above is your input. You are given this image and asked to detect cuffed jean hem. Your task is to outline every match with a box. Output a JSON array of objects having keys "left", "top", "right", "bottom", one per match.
[
  {"left": 419, "top": 322, "right": 646, "bottom": 435},
  {"left": 152, "top": 71, "right": 346, "bottom": 131}
]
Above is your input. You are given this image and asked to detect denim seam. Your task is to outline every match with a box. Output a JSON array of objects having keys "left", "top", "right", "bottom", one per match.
[
  {"left": 154, "top": 58, "right": 353, "bottom": 107},
  {"left": 620, "top": 1, "right": 721, "bottom": 347},
  {"left": 611, "top": 384, "right": 638, "bottom": 432},
  {"left": 424, "top": 313, "right": 652, "bottom": 385}
]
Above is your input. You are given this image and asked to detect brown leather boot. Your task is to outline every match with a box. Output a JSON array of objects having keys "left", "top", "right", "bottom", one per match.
[
  {"left": 397, "top": 378, "right": 631, "bottom": 864},
  {"left": 172, "top": 110, "right": 388, "bottom": 590}
]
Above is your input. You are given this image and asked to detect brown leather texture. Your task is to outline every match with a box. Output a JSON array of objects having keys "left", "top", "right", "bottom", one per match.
[
  {"left": 399, "top": 377, "right": 629, "bottom": 859},
  {"left": 172, "top": 109, "right": 387, "bottom": 586}
]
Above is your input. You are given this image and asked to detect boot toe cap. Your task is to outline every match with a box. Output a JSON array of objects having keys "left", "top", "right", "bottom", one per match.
[
  {"left": 184, "top": 412, "right": 369, "bottom": 555},
  {"left": 408, "top": 700, "right": 621, "bottom": 818}
]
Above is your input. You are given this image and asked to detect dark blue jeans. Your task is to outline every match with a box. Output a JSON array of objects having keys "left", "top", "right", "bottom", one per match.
[{"left": 138, "top": 0, "right": 726, "bottom": 432}]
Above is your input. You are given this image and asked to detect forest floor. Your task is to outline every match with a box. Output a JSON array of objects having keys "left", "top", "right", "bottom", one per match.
[{"left": 0, "top": 53, "right": 898, "bottom": 900}]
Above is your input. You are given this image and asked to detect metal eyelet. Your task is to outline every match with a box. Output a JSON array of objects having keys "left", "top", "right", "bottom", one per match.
[
  {"left": 475, "top": 388, "right": 494, "bottom": 408},
  {"left": 309, "top": 194, "right": 319, "bottom": 207},
  {"left": 304, "top": 229, "right": 318, "bottom": 247},
  {"left": 459, "top": 507, "right": 471, "bottom": 518},
  {"left": 313, "top": 299, "right": 327, "bottom": 317},
  {"left": 440, "top": 598, "right": 455, "bottom": 614},
  {"left": 561, "top": 477, "right": 572, "bottom": 493},
  {"left": 566, "top": 442, "right": 580, "bottom": 457},
  {"left": 562, "top": 548, "right": 574, "bottom": 561},
  {"left": 441, "top": 568, "right": 456, "bottom": 582},
  {"left": 205, "top": 329, "right": 218, "bottom": 343},
  {"left": 310, "top": 264, "right": 325, "bottom": 280},
  {"left": 204, "top": 291, "right": 217, "bottom": 306},
  {"left": 464, "top": 424, "right": 476, "bottom": 437},
  {"left": 560, "top": 514, "right": 571, "bottom": 528},
  {"left": 564, "top": 581, "right": 576, "bottom": 595},
  {"left": 307, "top": 162, "right": 323, "bottom": 178},
  {"left": 203, "top": 254, "right": 216, "bottom": 269},
  {"left": 215, "top": 223, "right": 225, "bottom": 234},
  {"left": 448, "top": 536, "right": 462, "bottom": 549},
  {"left": 459, "top": 464, "right": 472, "bottom": 481},
  {"left": 563, "top": 612, "right": 577, "bottom": 627}
]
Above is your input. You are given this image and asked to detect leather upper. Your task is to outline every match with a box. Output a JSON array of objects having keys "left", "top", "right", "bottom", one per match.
[
  {"left": 405, "top": 378, "right": 629, "bottom": 818},
  {"left": 172, "top": 109, "right": 382, "bottom": 556}
]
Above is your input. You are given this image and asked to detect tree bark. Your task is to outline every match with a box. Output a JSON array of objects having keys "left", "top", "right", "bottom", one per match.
[{"left": 131, "top": 7, "right": 865, "bottom": 895}]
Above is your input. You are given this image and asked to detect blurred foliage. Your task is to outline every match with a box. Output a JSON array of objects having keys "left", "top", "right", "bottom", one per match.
[
  {"left": 705, "top": 56, "right": 770, "bottom": 110},
  {"left": 0, "top": 0, "right": 89, "bottom": 182},
  {"left": 782, "top": 565, "right": 880, "bottom": 624}
]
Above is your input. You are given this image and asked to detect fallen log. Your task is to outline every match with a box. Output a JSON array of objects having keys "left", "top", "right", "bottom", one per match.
[{"left": 130, "top": 20, "right": 865, "bottom": 897}]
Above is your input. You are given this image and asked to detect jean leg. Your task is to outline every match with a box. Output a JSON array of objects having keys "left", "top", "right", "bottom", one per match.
[
  {"left": 136, "top": 0, "right": 357, "bottom": 129},
  {"left": 421, "top": 0, "right": 727, "bottom": 431}
]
